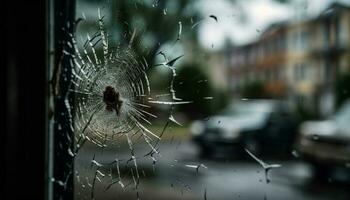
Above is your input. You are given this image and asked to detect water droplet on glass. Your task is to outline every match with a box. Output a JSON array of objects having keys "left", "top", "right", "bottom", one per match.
[
  {"left": 152, "top": 0, "right": 159, "bottom": 7},
  {"left": 312, "top": 134, "right": 319, "bottom": 140},
  {"left": 292, "top": 150, "right": 299, "bottom": 158}
]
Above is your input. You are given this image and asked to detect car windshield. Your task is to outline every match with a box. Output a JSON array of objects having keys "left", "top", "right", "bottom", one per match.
[{"left": 221, "top": 102, "right": 272, "bottom": 118}]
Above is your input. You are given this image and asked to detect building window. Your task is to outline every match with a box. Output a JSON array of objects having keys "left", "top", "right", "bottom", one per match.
[{"left": 294, "top": 63, "right": 307, "bottom": 80}]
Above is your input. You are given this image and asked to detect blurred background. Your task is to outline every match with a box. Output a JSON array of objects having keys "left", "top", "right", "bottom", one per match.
[{"left": 73, "top": 0, "right": 350, "bottom": 199}]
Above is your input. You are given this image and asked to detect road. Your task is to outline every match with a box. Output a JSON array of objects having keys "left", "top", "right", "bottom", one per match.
[{"left": 75, "top": 140, "right": 350, "bottom": 200}]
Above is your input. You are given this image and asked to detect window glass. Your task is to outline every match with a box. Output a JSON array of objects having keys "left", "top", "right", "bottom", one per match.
[{"left": 51, "top": 0, "right": 350, "bottom": 199}]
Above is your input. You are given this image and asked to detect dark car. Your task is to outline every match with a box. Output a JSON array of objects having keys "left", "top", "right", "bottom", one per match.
[
  {"left": 191, "top": 100, "right": 298, "bottom": 157},
  {"left": 296, "top": 100, "right": 350, "bottom": 179}
]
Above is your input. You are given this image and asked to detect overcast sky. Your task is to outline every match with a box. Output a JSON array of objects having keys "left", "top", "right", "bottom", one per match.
[{"left": 196, "top": 0, "right": 350, "bottom": 49}]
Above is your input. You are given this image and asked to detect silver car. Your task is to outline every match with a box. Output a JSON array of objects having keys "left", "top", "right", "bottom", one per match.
[{"left": 296, "top": 100, "right": 350, "bottom": 178}]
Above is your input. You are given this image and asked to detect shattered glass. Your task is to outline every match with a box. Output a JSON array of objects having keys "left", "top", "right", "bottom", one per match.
[{"left": 65, "top": 5, "right": 201, "bottom": 200}]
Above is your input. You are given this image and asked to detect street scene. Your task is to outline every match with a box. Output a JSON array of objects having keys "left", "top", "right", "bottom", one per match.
[
  {"left": 75, "top": 139, "right": 350, "bottom": 200},
  {"left": 7, "top": 0, "right": 350, "bottom": 200}
]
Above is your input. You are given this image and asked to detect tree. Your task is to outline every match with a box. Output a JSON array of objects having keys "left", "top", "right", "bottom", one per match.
[
  {"left": 109, "top": 0, "right": 199, "bottom": 64},
  {"left": 335, "top": 72, "right": 350, "bottom": 108},
  {"left": 241, "top": 81, "right": 267, "bottom": 99},
  {"left": 174, "top": 64, "right": 229, "bottom": 119}
]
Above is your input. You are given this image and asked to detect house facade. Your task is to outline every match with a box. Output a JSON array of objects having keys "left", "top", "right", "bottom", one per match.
[{"left": 229, "top": 3, "right": 350, "bottom": 117}]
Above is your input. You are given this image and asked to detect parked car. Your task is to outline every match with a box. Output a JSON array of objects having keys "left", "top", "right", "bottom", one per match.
[
  {"left": 191, "top": 100, "right": 298, "bottom": 157},
  {"left": 296, "top": 100, "right": 350, "bottom": 179}
]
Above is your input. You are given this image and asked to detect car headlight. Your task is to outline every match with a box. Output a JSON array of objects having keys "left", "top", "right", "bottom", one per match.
[
  {"left": 190, "top": 121, "right": 205, "bottom": 136},
  {"left": 222, "top": 128, "right": 239, "bottom": 140}
]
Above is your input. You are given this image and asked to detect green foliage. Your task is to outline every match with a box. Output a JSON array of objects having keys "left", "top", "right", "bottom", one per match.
[
  {"left": 109, "top": 0, "right": 199, "bottom": 63},
  {"left": 148, "top": 67, "right": 172, "bottom": 93},
  {"left": 174, "top": 64, "right": 229, "bottom": 119},
  {"left": 241, "top": 81, "right": 267, "bottom": 99},
  {"left": 335, "top": 72, "right": 350, "bottom": 109},
  {"left": 294, "top": 101, "right": 315, "bottom": 122}
]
